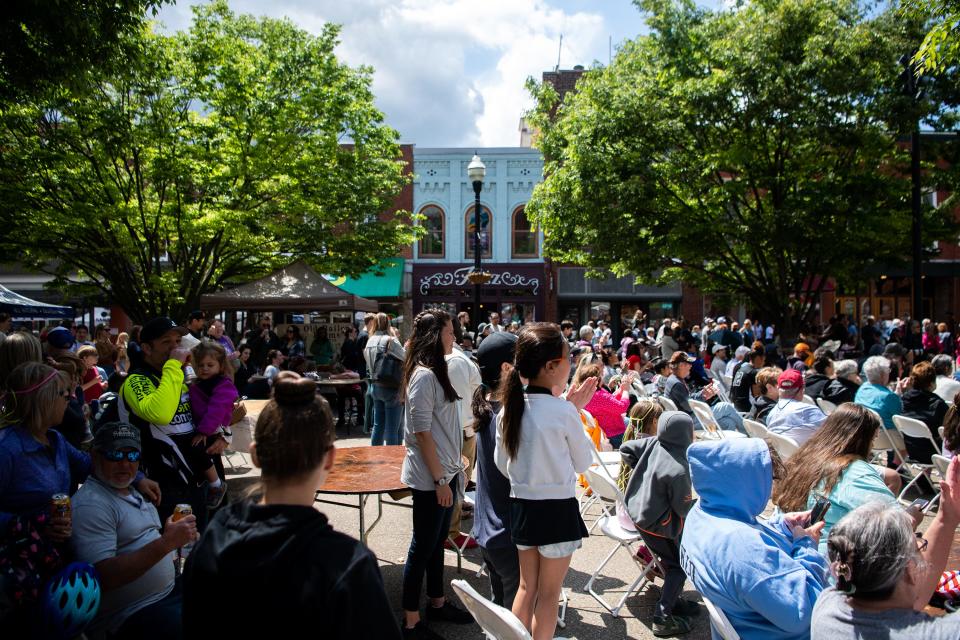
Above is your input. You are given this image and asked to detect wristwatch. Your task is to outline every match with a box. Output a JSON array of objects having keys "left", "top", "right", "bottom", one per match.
[{"left": 434, "top": 476, "right": 449, "bottom": 487}]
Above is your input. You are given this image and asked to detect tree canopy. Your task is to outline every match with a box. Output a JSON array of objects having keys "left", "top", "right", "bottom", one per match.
[
  {"left": 904, "top": 0, "right": 960, "bottom": 75},
  {"left": 0, "top": 1, "right": 416, "bottom": 323},
  {"left": 526, "top": 0, "right": 958, "bottom": 334}
]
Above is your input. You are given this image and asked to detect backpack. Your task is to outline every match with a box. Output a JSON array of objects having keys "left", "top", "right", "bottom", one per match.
[{"left": 370, "top": 337, "right": 403, "bottom": 388}]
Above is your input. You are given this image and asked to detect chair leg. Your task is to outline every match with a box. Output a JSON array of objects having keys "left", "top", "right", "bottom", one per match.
[
  {"left": 898, "top": 467, "right": 931, "bottom": 502},
  {"left": 557, "top": 589, "right": 568, "bottom": 629},
  {"left": 586, "top": 540, "right": 654, "bottom": 617},
  {"left": 584, "top": 541, "right": 621, "bottom": 593}
]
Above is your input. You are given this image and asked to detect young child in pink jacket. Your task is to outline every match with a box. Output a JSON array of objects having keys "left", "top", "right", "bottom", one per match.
[{"left": 190, "top": 341, "right": 239, "bottom": 507}]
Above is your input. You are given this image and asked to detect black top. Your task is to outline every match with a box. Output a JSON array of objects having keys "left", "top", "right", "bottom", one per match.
[
  {"left": 901, "top": 388, "right": 947, "bottom": 463},
  {"left": 473, "top": 399, "right": 512, "bottom": 549},
  {"left": 823, "top": 377, "right": 859, "bottom": 405},
  {"left": 183, "top": 500, "right": 401, "bottom": 639},
  {"left": 730, "top": 362, "right": 757, "bottom": 412},
  {"left": 804, "top": 373, "right": 831, "bottom": 400}
]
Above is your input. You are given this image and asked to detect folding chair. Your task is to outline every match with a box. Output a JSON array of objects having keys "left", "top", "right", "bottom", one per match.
[
  {"left": 892, "top": 415, "right": 942, "bottom": 505},
  {"left": 581, "top": 466, "right": 661, "bottom": 618},
  {"left": 864, "top": 407, "right": 907, "bottom": 471},
  {"left": 721, "top": 374, "right": 733, "bottom": 390},
  {"left": 802, "top": 395, "right": 816, "bottom": 406},
  {"left": 657, "top": 396, "right": 679, "bottom": 412},
  {"left": 452, "top": 579, "right": 532, "bottom": 640},
  {"left": 584, "top": 448, "right": 619, "bottom": 533},
  {"left": 741, "top": 418, "right": 770, "bottom": 440},
  {"left": 766, "top": 430, "right": 800, "bottom": 460},
  {"left": 703, "top": 596, "right": 741, "bottom": 640},
  {"left": 816, "top": 397, "right": 838, "bottom": 415},
  {"left": 690, "top": 400, "right": 747, "bottom": 441}
]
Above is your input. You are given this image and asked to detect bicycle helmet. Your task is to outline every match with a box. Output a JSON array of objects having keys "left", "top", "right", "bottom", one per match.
[{"left": 42, "top": 562, "right": 101, "bottom": 639}]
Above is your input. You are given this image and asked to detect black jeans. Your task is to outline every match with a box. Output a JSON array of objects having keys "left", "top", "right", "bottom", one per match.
[
  {"left": 481, "top": 544, "right": 521, "bottom": 610},
  {"left": 401, "top": 478, "right": 457, "bottom": 612},
  {"left": 639, "top": 532, "right": 686, "bottom": 618}
]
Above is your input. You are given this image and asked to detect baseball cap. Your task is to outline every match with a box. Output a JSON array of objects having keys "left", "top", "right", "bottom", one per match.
[
  {"left": 717, "top": 316, "right": 728, "bottom": 325},
  {"left": 777, "top": 369, "right": 804, "bottom": 391},
  {"left": 139, "top": 316, "right": 189, "bottom": 344},
  {"left": 47, "top": 326, "right": 75, "bottom": 349},
  {"left": 670, "top": 352, "right": 696, "bottom": 365},
  {"left": 187, "top": 309, "right": 206, "bottom": 321},
  {"left": 476, "top": 331, "right": 518, "bottom": 387},
  {"left": 794, "top": 342, "right": 811, "bottom": 354},
  {"left": 712, "top": 344, "right": 728, "bottom": 355},
  {"left": 93, "top": 422, "right": 141, "bottom": 452}
]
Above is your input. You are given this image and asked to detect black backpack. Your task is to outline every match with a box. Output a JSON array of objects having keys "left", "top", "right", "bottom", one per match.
[{"left": 370, "top": 337, "right": 403, "bottom": 388}]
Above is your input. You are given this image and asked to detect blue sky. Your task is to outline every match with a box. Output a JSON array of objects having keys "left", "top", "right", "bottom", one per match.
[{"left": 157, "top": 1, "right": 727, "bottom": 146}]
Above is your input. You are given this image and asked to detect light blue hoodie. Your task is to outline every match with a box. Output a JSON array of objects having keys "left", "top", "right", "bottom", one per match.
[{"left": 680, "top": 439, "right": 829, "bottom": 640}]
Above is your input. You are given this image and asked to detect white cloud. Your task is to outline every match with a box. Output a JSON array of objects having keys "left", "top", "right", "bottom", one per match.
[{"left": 157, "top": 0, "right": 611, "bottom": 146}]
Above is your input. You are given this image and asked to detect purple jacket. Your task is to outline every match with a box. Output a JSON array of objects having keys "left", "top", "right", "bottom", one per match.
[{"left": 189, "top": 376, "right": 239, "bottom": 436}]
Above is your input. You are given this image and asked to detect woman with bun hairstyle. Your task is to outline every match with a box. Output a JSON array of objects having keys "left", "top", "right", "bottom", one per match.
[
  {"left": 183, "top": 375, "right": 400, "bottom": 638},
  {"left": 398, "top": 308, "right": 474, "bottom": 640},
  {"left": 495, "top": 323, "right": 598, "bottom": 640}
]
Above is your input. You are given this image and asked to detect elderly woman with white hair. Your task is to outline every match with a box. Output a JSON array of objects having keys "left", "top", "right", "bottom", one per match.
[
  {"left": 823, "top": 359, "right": 862, "bottom": 405},
  {"left": 932, "top": 354, "right": 960, "bottom": 404},
  {"left": 854, "top": 355, "right": 908, "bottom": 431},
  {"left": 812, "top": 457, "right": 960, "bottom": 638}
]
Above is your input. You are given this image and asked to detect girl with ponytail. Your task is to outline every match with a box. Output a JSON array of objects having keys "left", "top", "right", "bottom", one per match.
[{"left": 494, "top": 323, "right": 598, "bottom": 640}]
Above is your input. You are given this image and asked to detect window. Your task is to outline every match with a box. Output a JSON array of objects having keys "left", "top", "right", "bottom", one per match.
[
  {"left": 465, "top": 205, "right": 492, "bottom": 259},
  {"left": 418, "top": 205, "right": 445, "bottom": 258},
  {"left": 511, "top": 206, "right": 538, "bottom": 258}
]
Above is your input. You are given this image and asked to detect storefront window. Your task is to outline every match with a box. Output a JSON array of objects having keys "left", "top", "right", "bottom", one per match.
[
  {"left": 418, "top": 205, "right": 445, "bottom": 258},
  {"left": 589, "top": 302, "right": 611, "bottom": 324},
  {"left": 501, "top": 303, "right": 535, "bottom": 326},
  {"left": 647, "top": 302, "right": 676, "bottom": 323},
  {"left": 511, "top": 206, "right": 538, "bottom": 258}
]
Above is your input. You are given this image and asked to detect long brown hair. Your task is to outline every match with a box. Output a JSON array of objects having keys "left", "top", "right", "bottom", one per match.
[
  {"left": 773, "top": 403, "right": 881, "bottom": 512},
  {"left": 496, "top": 323, "right": 566, "bottom": 460},
  {"left": 943, "top": 391, "right": 960, "bottom": 455},
  {"left": 398, "top": 309, "right": 457, "bottom": 403}
]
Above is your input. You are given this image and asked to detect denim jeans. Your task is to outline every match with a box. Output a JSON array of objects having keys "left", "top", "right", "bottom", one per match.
[
  {"left": 370, "top": 383, "right": 402, "bottom": 446},
  {"left": 402, "top": 478, "right": 457, "bottom": 612}
]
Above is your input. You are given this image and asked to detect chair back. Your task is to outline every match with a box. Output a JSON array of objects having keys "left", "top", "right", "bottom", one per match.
[
  {"left": 932, "top": 454, "right": 951, "bottom": 479},
  {"left": 658, "top": 396, "right": 679, "bottom": 412},
  {"left": 721, "top": 374, "right": 733, "bottom": 389},
  {"left": 766, "top": 430, "right": 799, "bottom": 459},
  {"left": 584, "top": 465, "right": 626, "bottom": 506},
  {"left": 816, "top": 397, "right": 838, "bottom": 415},
  {"left": 893, "top": 415, "right": 940, "bottom": 453},
  {"left": 939, "top": 426, "right": 945, "bottom": 441},
  {"left": 802, "top": 395, "right": 816, "bottom": 406},
  {"left": 703, "top": 596, "right": 741, "bottom": 640},
  {"left": 451, "top": 579, "right": 531, "bottom": 640},
  {"left": 690, "top": 401, "right": 720, "bottom": 435},
  {"left": 742, "top": 418, "right": 770, "bottom": 440}
]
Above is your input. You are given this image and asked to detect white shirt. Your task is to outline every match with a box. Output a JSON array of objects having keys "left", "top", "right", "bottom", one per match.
[
  {"left": 725, "top": 357, "right": 742, "bottom": 378},
  {"left": 445, "top": 346, "right": 481, "bottom": 436},
  {"left": 710, "top": 357, "right": 728, "bottom": 385},
  {"left": 766, "top": 398, "right": 827, "bottom": 445},
  {"left": 494, "top": 393, "right": 595, "bottom": 500}
]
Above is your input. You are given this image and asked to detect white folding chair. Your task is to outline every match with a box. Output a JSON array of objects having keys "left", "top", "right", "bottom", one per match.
[
  {"left": 766, "top": 430, "right": 800, "bottom": 459},
  {"left": 864, "top": 407, "right": 906, "bottom": 470},
  {"left": 690, "top": 400, "right": 747, "bottom": 441},
  {"left": 583, "top": 448, "right": 620, "bottom": 533},
  {"left": 703, "top": 596, "right": 741, "bottom": 640},
  {"left": 816, "top": 398, "right": 838, "bottom": 415},
  {"left": 802, "top": 394, "right": 816, "bottom": 406},
  {"left": 581, "top": 466, "right": 660, "bottom": 618},
  {"left": 931, "top": 454, "right": 951, "bottom": 512},
  {"left": 657, "top": 396, "right": 679, "bottom": 412},
  {"left": 892, "top": 415, "right": 941, "bottom": 504},
  {"left": 452, "top": 579, "right": 532, "bottom": 640},
  {"left": 742, "top": 418, "right": 770, "bottom": 440},
  {"left": 721, "top": 374, "right": 733, "bottom": 390}
]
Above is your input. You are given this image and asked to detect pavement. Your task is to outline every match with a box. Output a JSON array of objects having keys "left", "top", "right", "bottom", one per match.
[{"left": 222, "top": 421, "right": 713, "bottom": 640}]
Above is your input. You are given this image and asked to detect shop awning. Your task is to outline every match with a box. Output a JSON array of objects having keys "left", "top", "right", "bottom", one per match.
[
  {"left": 0, "top": 285, "right": 74, "bottom": 318},
  {"left": 325, "top": 258, "right": 404, "bottom": 299}
]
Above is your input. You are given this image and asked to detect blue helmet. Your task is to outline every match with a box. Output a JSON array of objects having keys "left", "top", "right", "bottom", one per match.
[{"left": 42, "top": 562, "right": 101, "bottom": 639}]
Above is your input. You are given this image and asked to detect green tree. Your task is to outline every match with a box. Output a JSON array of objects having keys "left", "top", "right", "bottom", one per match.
[
  {"left": 904, "top": 0, "right": 960, "bottom": 74},
  {"left": 0, "top": 1, "right": 415, "bottom": 323},
  {"left": 526, "top": 0, "right": 957, "bottom": 337},
  {"left": 0, "top": 0, "right": 169, "bottom": 102}
]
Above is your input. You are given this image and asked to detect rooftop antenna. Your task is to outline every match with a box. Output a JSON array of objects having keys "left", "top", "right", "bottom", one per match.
[{"left": 556, "top": 34, "right": 563, "bottom": 72}]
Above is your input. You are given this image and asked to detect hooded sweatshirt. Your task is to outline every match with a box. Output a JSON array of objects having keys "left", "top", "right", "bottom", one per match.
[
  {"left": 183, "top": 499, "right": 401, "bottom": 639},
  {"left": 679, "top": 439, "right": 829, "bottom": 640},
  {"left": 619, "top": 411, "right": 695, "bottom": 539}
]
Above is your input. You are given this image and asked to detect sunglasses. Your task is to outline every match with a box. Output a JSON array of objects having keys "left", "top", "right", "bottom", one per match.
[{"left": 102, "top": 450, "right": 141, "bottom": 463}]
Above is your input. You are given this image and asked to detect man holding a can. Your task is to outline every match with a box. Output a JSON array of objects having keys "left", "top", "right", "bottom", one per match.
[{"left": 71, "top": 421, "right": 198, "bottom": 639}]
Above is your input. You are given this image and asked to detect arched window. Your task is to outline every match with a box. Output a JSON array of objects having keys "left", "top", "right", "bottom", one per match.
[
  {"left": 418, "top": 205, "right": 445, "bottom": 258},
  {"left": 511, "top": 206, "right": 538, "bottom": 258},
  {"left": 465, "top": 205, "right": 492, "bottom": 259}
]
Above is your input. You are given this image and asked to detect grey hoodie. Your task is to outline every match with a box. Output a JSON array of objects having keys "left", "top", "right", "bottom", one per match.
[{"left": 619, "top": 410, "right": 695, "bottom": 539}]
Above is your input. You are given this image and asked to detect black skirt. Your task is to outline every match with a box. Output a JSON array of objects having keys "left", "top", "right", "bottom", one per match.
[{"left": 509, "top": 497, "right": 589, "bottom": 547}]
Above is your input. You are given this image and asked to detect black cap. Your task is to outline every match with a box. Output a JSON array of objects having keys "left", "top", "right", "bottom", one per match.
[
  {"left": 93, "top": 422, "right": 141, "bottom": 452},
  {"left": 187, "top": 309, "right": 206, "bottom": 321},
  {"left": 476, "top": 331, "right": 518, "bottom": 387},
  {"left": 140, "top": 317, "right": 189, "bottom": 344}
]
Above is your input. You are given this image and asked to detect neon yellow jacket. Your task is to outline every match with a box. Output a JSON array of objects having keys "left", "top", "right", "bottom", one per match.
[{"left": 122, "top": 360, "right": 194, "bottom": 435}]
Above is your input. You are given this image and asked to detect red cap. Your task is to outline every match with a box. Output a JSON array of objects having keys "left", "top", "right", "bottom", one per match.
[{"left": 778, "top": 369, "right": 804, "bottom": 391}]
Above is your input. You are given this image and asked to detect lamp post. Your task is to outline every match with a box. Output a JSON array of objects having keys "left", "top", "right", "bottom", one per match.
[
  {"left": 467, "top": 153, "right": 489, "bottom": 329},
  {"left": 900, "top": 54, "right": 923, "bottom": 321}
]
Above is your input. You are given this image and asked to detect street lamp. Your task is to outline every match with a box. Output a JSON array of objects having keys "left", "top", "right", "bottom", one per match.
[
  {"left": 466, "top": 153, "right": 491, "bottom": 330},
  {"left": 900, "top": 54, "right": 923, "bottom": 322}
]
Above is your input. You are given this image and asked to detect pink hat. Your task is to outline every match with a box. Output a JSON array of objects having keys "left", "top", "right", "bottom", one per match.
[{"left": 778, "top": 369, "right": 804, "bottom": 391}]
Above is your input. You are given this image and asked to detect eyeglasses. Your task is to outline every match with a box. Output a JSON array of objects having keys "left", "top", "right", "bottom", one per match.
[{"left": 102, "top": 450, "right": 141, "bottom": 463}]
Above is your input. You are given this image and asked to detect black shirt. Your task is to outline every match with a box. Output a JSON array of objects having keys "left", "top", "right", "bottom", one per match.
[
  {"left": 730, "top": 361, "right": 757, "bottom": 412},
  {"left": 804, "top": 373, "right": 831, "bottom": 400}
]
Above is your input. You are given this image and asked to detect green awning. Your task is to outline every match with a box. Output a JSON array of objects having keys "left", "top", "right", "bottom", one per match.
[{"left": 325, "top": 258, "right": 404, "bottom": 299}]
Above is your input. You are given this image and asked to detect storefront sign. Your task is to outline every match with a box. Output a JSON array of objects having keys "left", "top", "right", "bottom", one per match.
[{"left": 417, "top": 265, "right": 541, "bottom": 295}]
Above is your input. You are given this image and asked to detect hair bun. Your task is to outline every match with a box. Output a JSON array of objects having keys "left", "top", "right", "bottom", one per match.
[{"left": 273, "top": 376, "right": 316, "bottom": 406}]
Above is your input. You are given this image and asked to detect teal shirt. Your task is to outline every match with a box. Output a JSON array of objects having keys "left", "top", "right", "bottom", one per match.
[
  {"left": 808, "top": 459, "right": 897, "bottom": 555},
  {"left": 854, "top": 383, "right": 902, "bottom": 430}
]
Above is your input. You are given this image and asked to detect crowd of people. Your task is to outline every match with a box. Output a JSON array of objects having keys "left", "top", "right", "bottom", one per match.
[{"left": 4, "top": 307, "right": 960, "bottom": 639}]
